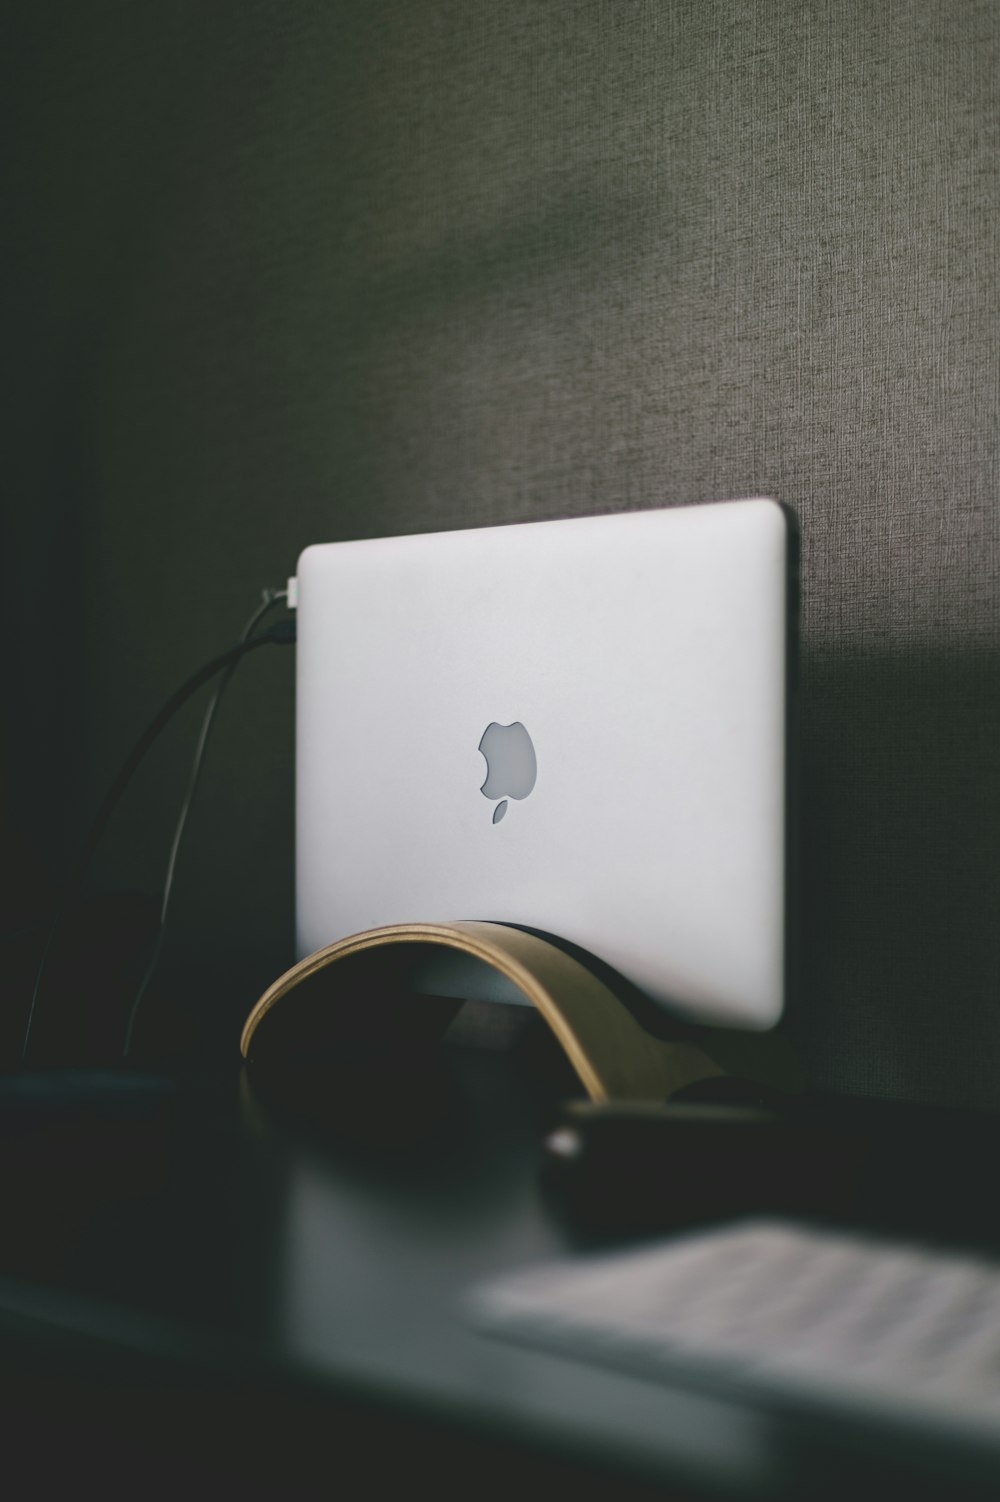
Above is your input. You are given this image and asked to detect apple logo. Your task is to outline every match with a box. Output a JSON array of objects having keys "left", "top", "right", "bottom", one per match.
[{"left": 478, "top": 721, "right": 537, "bottom": 824}]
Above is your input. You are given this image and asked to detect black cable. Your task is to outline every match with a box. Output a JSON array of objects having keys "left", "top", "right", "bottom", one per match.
[
  {"left": 123, "top": 590, "right": 286, "bottom": 1055},
  {"left": 20, "top": 618, "right": 296, "bottom": 1067}
]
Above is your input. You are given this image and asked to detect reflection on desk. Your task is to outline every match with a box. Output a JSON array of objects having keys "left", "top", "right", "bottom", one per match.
[{"left": 0, "top": 1046, "right": 996, "bottom": 1500}]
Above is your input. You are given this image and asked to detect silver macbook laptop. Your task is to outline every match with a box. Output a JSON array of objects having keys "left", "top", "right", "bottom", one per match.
[{"left": 293, "top": 499, "right": 795, "bottom": 1029}]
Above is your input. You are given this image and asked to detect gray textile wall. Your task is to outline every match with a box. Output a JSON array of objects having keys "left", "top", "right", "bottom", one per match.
[{"left": 4, "top": 2, "right": 998, "bottom": 1103}]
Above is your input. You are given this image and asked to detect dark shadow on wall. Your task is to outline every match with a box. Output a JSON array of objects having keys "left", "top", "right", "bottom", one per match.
[
  {"left": 0, "top": 387, "right": 90, "bottom": 890},
  {"left": 337, "top": 179, "right": 655, "bottom": 337},
  {"left": 795, "top": 645, "right": 1000, "bottom": 1112}
]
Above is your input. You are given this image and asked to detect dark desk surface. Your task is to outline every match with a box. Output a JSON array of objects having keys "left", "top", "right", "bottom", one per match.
[{"left": 0, "top": 1043, "right": 997, "bottom": 1499}]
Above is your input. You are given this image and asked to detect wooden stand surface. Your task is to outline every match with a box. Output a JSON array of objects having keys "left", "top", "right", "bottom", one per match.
[{"left": 241, "top": 922, "right": 799, "bottom": 1105}]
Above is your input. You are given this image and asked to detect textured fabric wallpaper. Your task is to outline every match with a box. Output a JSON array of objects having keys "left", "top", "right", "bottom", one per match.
[{"left": 3, "top": 2, "right": 997, "bottom": 1100}]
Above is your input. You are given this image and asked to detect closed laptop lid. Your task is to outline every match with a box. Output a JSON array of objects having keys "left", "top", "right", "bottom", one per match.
[{"left": 294, "top": 499, "right": 794, "bottom": 1029}]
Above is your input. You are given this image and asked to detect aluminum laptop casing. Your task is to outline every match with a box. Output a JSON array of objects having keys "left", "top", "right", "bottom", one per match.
[{"left": 295, "top": 500, "right": 794, "bottom": 1029}]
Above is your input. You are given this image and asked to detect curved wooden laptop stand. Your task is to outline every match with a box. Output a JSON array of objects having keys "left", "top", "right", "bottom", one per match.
[{"left": 240, "top": 922, "right": 799, "bottom": 1105}]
